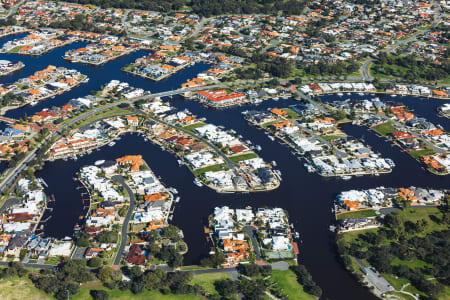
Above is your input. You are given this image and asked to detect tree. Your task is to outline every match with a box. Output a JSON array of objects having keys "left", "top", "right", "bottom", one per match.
[
  {"left": 214, "top": 279, "right": 237, "bottom": 298},
  {"left": 98, "top": 267, "right": 117, "bottom": 282},
  {"left": 88, "top": 257, "right": 103, "bottom": 268},
  {"left": 169, "top": 253, "right": 184, "bottom": 268},
  {"left": 90, "top": 289, "right": 109, "bottom": 300}
]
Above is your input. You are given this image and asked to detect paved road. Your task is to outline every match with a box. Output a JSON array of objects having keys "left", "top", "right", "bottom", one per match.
[
  {"left": 0, "top": 261, "right": 55, "bottom": 269},
  {"left": 355, "top": 258, "right": 394, "bottom": 294},
  {"left": 360, "top": 1, "right": 442, "bottom": 82},
  {"left": 242, "top": 226, "right": 261, "bottom": 260},
  {"left": 0, "top": 79, "right": 270, "bottom": 193},
  {"left": 112, "top": 175, "right": 136, "bottom": 266},
  {"left": 2, "top": 0, "right": 26, "bottom": 19}
]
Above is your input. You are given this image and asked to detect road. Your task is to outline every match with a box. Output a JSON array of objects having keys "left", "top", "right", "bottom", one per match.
[
  {"left": 2, "top": 0, "right": 26, "bottom": 19},
  {"left": 0, "top": 79, "right": 270, "bottom": 193},
  {"left": 355, "top": 258, "right": 394, "bottom": 294},
  {"left": 360, "top": 2, "right": 442, "bottom": 82},
  {"left": 242, "top": 226, "right": 261, "bottom": 261},
  {"left": 112, "top": 175, "right": 136, "bottom": 266}
]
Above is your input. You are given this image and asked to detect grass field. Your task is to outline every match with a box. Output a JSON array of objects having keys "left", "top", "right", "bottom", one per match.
[
  {"left": 270, "top": 269, "right": 317, "bottom": 300},
  {"left": 322, "top": 135, "right": 345, "bottom": 141},
  {"left": 230, "top": 152, "right": 258, "bottom": 163},
  {"left": 336, "top": 209, "right": 377, "bottom": 220},
  {"left": 395, "top": 207, "right": 446, "bottom": 237},
  {"left": 75, "top": 106, "right": 134, "bottom": 128},
  {"left": 0, "top": 276, "right": 203, "bottom": 300},
  {"left": 190, "top": 272, "right": 233, "bottom": 296},
  {"left": 409, "top": 148, "right": 436, "bottom": 159},
  {"left": 0, "top": 276, "right": 53, "bottom": 300},
  {"left": 261, "top": 120, "right": 279, "bottom": 129},
  {"left": 73, "top": 287, "right": 202, "bottom": 300},
  {"left": 193, "top": 163, "right": 227, "bottom": 176},
  {"left": 282, "top": 108, "right": 300, "bottom": 119},
  {"left": 183, "top": 122, "right": 206, "bottom": 132},
  {"left": 371, "top": 122, "right": 396, "bottom": 136}
]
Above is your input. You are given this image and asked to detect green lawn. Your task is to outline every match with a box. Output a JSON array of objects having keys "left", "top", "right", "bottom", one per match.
[
  {"left": 190, "top": 272, "right": 233, "bottom": 296},
  {"left": 395, "top": 207, "right": 446, "bottom": 236},
  {"left": 74, "top": 106, "right": 134, "bottom": 128},
  {"left": 73, "top": 286, "right": 203, "bottom": 300},
  {"left": 270, "top": 269, "right": 317, "bottom": 300},
  {"left": 336, "top": 209, "right": 377, "bottom": 220},
  {"left": 261, "top": 120, "right": 279, "bottom": 129},
  {"left": 322, "top": 135, "right": 345, "bottom": 141},
  {"left": 230, "top": 152, "right": 258, "bottom": 163},
  {"left": 122, "top": 64, "right": 135, "bottom": 72},
  {"left": 371, "top": 122, "right": 396, "bottom": 136},
  {"left": 391, "top": 257, "right": 431, "bottom": 270},
  {"left": 382, "top": 273, "right": 410, "bottom": 290},
  {"left": 409, "top": 148, "right": 436, "bottom": 159},
  {"left": 193, "top": 164, "right": 227, "bottom": 176},
  {"left": 386, "top": 291, "right": 416, "bottom": 300},
  {"left": 0, "top": 277, "right": 203, "bottom": 300},
  {"left": 0, "top": 276, "right": 53, "bottom": 300},
  {"left": 182, "top": 122, "right": 206, "bottom": 132},
  {"left": 282, "top": 108, "right": 300, "bottom": 119}
]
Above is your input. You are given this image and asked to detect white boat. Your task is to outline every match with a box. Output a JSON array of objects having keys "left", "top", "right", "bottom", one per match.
[
  {"left": 29, "top": 100, "right": 38, "bottom": 106},
  {"left": 193, "top": 178, "right": 203, "bottom": 187},
  {"left": 271, "top": 160, "right": 277, "bottom": 167},
  {"left": 390, "top": 94, "right": 397, "bottom": 97},
  {"left": 175, "top": 197, "right": 180, "bottom": 203},
  {"left": 108, "top": 142, "right": 116, "bottom": 147},
  {"left": 255, "top": 145, "right": 262, "bottom": 151},
  {"left": 273, "top": 97, "right": 280, "bottom": 100},
  {"left": 94, "top": 160, "right": 105, "bottom": 166},
  {"left": 268, "top": 135, "right": 275, "bottom": 141},
  {"left": 337, "top": 92, "right": 343, "bottom": 97},
  {"left": 342, "top": 175, "right": 352, "bottom": 180}
]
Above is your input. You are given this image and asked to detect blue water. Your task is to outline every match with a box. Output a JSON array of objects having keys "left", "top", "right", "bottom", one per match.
[{"left": 1, "top": 32, "right": 448, "bottom": 300}]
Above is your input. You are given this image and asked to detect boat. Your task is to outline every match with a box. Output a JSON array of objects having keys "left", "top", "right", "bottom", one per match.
[
  {"left": 268, "top": 135, "right": 275, "bottom": 141},
  {"left": 337, "top": 92, "right": 343, "bottom": 97},
  {"left": 74, "top": 224, "right": 81, "bottom": 231},
  {"left": 108, "top": 141, "right": 116, "bottom": 147},
  {"left": 255, "top": 145, "right": 262, "bottom": 151},
  {"left": 295, "top": 232, "right": 300, "bottom": 238},
  {"left": 271, "top": 160, "right": 277, "bottom": 167},
  {"left": 358, "top": 92, "right": 364, "bottom": 96},
  {"left": 273, "top": 97, "right": 280, "bottom": 100},
  {"left": 175, "top": 197, "right": 180, "bottom": 203},
  {"left": 29, "top": 100, "right": 38, "bottom": 106},
  {"left": 94, "top": 160, "right": 105, "bottom": 166},
  {"left": 342, "top": 175, "right": 352, "bottom": 180},
  {"left": 390, "top": 94, "right": 397, "bottom": 97},
  {"left": 193, "top": 178, "right": 203, "bottom": 187}
]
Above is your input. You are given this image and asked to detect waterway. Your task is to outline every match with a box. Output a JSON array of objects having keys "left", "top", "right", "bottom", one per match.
[{"left": 0, "top": 33, "right": 449, "bottom": 300}]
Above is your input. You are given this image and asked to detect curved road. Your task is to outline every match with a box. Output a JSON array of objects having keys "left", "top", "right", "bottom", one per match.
[
  {"left": 112, "top": 175, "right": 136, "bottom": 266},
  {"left": 0, "top": 79, "right": 269, "bottom": 193}
]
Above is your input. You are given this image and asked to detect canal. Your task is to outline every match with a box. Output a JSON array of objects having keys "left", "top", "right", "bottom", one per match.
[{"left": 0, "top": 33, "right": 449, "bottom": 300}]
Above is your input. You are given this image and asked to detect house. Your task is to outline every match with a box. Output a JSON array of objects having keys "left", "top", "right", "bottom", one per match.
[{"left": 126, "top": 244, "right": 146, "bottom": 265}]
